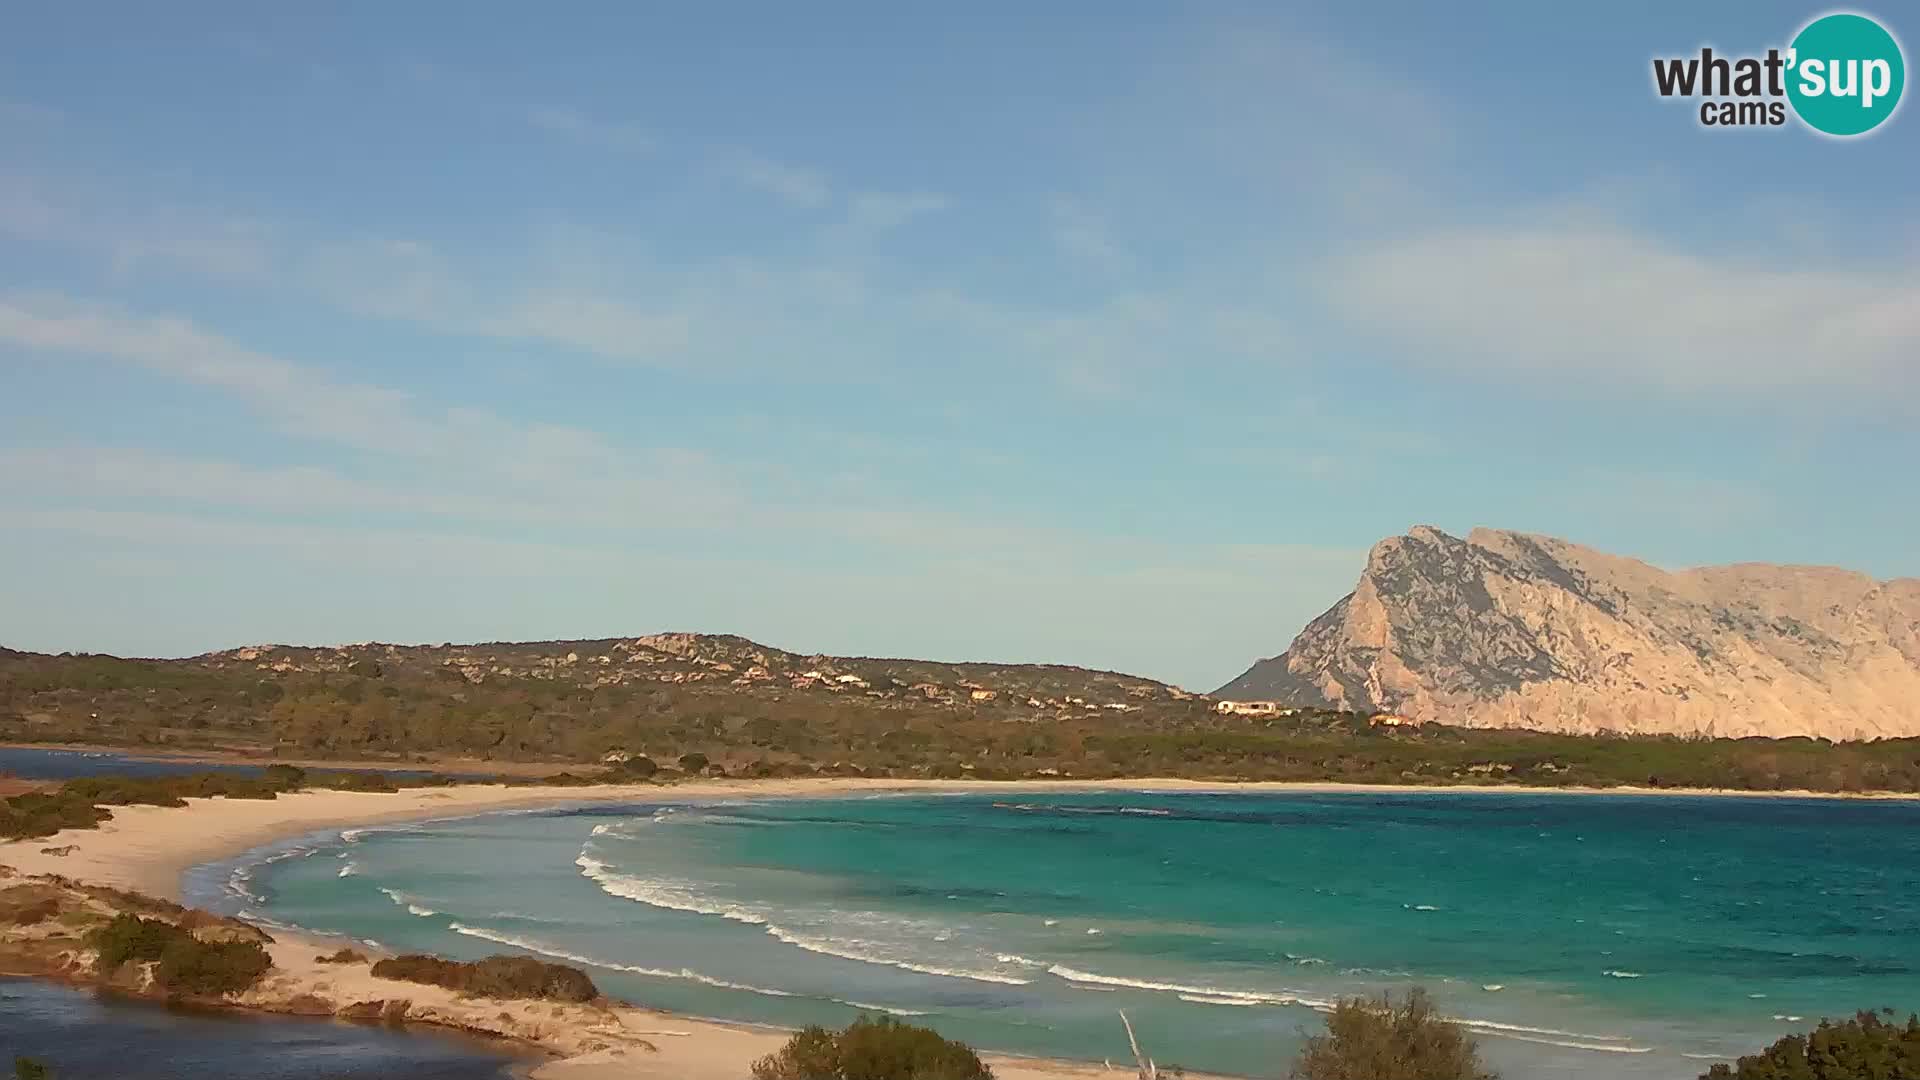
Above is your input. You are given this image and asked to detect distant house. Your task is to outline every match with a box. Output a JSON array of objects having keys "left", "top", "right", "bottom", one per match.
[{"left": 1215, "top": 700, "right": 1288, "bottom": 717}]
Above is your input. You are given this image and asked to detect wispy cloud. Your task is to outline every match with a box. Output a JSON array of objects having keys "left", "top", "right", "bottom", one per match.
[
  {"left": 845, "top": 190, "right": 948, "bottom": 231},
  {"left": 1051, "top": 198, "right": 1136, "bottom": 274},
  {"left": 722, "top": 151, "right": 831, "bottom": 208},
  {"left": 523, "top": 105, "right": 653, "bottom": 153},
  {"left": 1323, "top": 212, "right": 1920, "bottom": 408},
  {"left": 0, "top": 171, "right": 275, "bottom": 280}
]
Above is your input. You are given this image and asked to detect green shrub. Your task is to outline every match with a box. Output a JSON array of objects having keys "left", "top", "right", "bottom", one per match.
[
  {"left": 155, "top": 937, "right": 272, "bottom": 996},
  {"left": 752, "top": 1016, "right": 993, "bottom": 1080},
  {"left": 677, "top": 752, "right": 709, "bottom": 773},
  {"left": 14, "top": 1057, "right": 52, "bottom": 1080},
  {"left": 263, "top": 764, "right": 307, "bottom": 788},
  {"left": 88, "top": 914, "right": 179, "bottom": 972},
  {"left": 317, "top": 947, "right": 368, "bottom": 964},
  {"left": 1290, "top": 988, "right": 1496, "bottom": 1080},
  {"left": 1703, "top": 1010, "right": 1920, "bottom": 1079},
  {"left": 370, "top": 953, "right": 598, "bottom": 1002},
  {"left": 87, "top": 913, "right": 272, "bottom": 995},
  {"left": 617, "top": 755, "right": 659, "bottom": 778}
]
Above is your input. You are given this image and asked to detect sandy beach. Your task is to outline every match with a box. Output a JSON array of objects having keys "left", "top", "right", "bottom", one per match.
[
  {"left": 1, "top": 774, "right": 1911, "bottom": 1079},
  {"left": 0, "top": 777, "right": 1249, "bottom": 1080},
  {"left": 5, "top": 774, "right": 1909, "bottom": 900}
]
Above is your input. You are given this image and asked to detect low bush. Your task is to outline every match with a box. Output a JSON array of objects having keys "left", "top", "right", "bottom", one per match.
[
  {"left": 752, "top": 1016, "right": 993, "bottom": 1080},
  {"left": 370, "top": 953, "right": 598, "bottom": 1003},
  {"left": 317, "top": 947, "right": 368, "bottom": 964},
  {"left": 87, "top": 913, "right": 272, "bottom": 996},
  {"left": 155, "top": 936, "right": 272, "bottom": 996},
  {"left": 88, "top": 914, "right": 178, "bottom": 971},
  {"left": 1703, "top": 1009, "right": 1920, "bottom": 1079},
  {"left": 1290, "top": 988, "right": 1496, "bottom": 1080}
]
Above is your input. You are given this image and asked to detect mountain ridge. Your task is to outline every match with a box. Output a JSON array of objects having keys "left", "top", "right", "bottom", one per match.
[{"left": 1216, "top": 526, "right": 1920, "bottom": 739}]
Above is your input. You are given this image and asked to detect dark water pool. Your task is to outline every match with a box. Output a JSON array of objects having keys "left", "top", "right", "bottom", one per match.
[{"left": 0, "top": 978, "right": 525, "bottom": 1079}]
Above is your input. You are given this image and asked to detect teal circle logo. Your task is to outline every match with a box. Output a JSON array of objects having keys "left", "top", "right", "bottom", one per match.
[{"left": 1786, "top": 13, "right": 1905, "bottom": 136}]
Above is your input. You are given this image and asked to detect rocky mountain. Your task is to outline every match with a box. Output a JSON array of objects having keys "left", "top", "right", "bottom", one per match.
[{"left": 1216, "top": 526, "right": 1920, "bottom": 739}]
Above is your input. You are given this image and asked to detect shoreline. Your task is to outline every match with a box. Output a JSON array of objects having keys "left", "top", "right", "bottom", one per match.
[
  {"left": 5, "top": 774, "right": 1915, "bottom": 903},
  {"left": 0, "top": 775, "right": 1890, "bottom": 1079}
]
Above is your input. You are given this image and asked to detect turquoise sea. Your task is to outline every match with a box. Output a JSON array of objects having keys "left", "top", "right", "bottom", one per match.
[{"left": 187, "top": 791, "right": 1920, "bottom": 1079}]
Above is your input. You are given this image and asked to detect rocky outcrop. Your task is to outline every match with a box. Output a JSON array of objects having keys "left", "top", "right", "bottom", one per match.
[{"left": 1217, "top": 526, "right": 1920, "bottom": 739}]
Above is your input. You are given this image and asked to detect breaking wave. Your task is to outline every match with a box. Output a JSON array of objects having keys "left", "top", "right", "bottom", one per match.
[
  {"left": 576, "top": 850, "right": 1029, "bottom": 986},
  {"left": 446, "top": 922, "right": 796, "bottom": 998}
]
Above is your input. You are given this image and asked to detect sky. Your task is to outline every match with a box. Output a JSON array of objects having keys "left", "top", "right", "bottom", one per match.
[{"left": 1, "top": 2, "right": 1916, "bottom": 691}]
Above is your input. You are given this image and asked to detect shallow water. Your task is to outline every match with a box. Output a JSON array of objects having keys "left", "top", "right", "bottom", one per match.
[
  {"left": 0, "top": 977, "right": 521, "bottom": 1079},
  {"left": 194, "top": 790, "right": 1920, "bottom": 1079}
]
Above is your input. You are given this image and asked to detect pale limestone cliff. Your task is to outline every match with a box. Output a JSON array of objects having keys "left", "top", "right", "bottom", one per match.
[{"left": 1217, "top": 526, "right": 1920, "bottom": 739}]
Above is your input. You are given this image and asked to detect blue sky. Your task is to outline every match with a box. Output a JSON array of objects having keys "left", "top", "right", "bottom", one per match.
[{"left": 2, "top": 2, "right": 1915, "bottom": 690}]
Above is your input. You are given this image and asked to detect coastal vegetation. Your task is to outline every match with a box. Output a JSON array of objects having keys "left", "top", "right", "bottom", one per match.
[
  {"left": 0, "top": 874, "right": 641, "bottom": 1062},
  {"left": 0, "top": 878, "right": 276, "bottom": 1006},
  {"left": 1289, "top": 989, "right": 1496, "bottom": 1080},
  {"left": 6, "top": 637, "right": 1920, "bottom": 794},
  {"left": 368, "top": 953, "right": 600, "bottom": 1002},
  {"left": 753, "top": 1016, "right": 995, "bottom": 1080},
  {"left": 90, "top": 913, "right": 273, "bottom": 996},
  {"left": 1704, "top": 1010, "right": 1920, "bottom": 1079}
]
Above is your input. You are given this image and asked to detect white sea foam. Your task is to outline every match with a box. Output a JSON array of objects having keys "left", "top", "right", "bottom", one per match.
[
  {"left": 1486, "top": 1032, "right": 1652, "bottom": 1054},
  {"left": 764, "top": 925, "right": 1031, "bottom": 985},
  {"left": 337, "top": 863, "right": 358, "bottom": 878},
  {"left": 1404, "top": 904, "right": 1440, "bottom": 911},
  {"left": 1603, "top": 970, "right": 1643, "bottom": 979},
  {"left": 837, "top": 1000, "right": 931, "bottom": 1016},
  {"left": 578, "top": 850, "right": 1029, "bottom": 986},
  {"left": 1773, "top": 1015, "right": 1804, "bottom": 1023},
  {"left": 1058, "top": 964, "right": 1638, "bottom": 1052},
  {"left": 1045, "top": 964, "right": 1331, "bottom": 1010},
  {"left": 447, "top": 922, "right": 795, "bottom": 997},
  {"left": 1178, "top": 993, "right": 1261, "bottom": 1007},
  {"left": 374, "top": 887, "right": 439, "bottom": 918},
  {"left": 1482, "top": 984, "right": 1505, "bottom": 992},
  {"left": 576, "top": 853, "right": 769, "bottom": 925},
  {"left": 226, "top": 866, "right": 262, "bottom": 903},
  {"left": 1449, "top": 1017, "right": 1634, "bottom": 1043},
  {"left": 1086, "top": 928, "right": 1102, "bottom": 935}
]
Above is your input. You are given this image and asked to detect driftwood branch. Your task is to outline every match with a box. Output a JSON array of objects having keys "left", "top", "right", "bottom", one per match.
[{"left": 1118, "top": 1010, "right": 1156, "bottom": 1080}]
